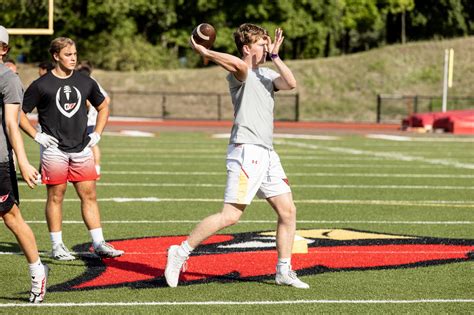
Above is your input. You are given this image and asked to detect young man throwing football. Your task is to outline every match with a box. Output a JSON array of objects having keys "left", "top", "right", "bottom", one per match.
[{"left": 165, "top": 24, "right": 309, "bottom": 289}]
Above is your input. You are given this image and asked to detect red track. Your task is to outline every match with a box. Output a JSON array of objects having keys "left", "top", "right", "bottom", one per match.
[{"left": 106, "top": 118, "right": 400, "bottom": 134}]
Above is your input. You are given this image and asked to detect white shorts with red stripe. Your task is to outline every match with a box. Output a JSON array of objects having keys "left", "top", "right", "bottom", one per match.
[
  {"left": 224, "top": 144, "right": 291, "bottom": 205},
  {"left": 41, "top": 146, "right": 98, "bottom": 185}
]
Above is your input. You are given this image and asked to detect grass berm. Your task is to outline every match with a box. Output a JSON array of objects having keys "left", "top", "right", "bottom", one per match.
[{"left": 17, "top": 36, "right": 474, "bottom": 122}]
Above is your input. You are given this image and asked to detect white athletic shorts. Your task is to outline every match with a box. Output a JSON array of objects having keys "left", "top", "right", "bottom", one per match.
[
  {"left": 41, "top": 146, "right": 98, "bottom": 185},
  {"left": 224, "top": 144, "right": 291, "bottom": 205}
]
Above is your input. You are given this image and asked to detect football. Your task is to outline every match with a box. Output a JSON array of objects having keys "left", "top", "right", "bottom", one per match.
[{"left": 192, "top": 23, "right": 216, "bottom": 49}]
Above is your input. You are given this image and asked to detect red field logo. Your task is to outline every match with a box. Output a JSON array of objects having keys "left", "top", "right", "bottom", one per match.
[{"left": 51, "top": 229, "right": 474, "bottom": 291}]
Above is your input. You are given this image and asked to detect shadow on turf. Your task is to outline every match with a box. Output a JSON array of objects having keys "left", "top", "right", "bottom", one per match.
[
  {"left": 0, "top": 296, "right": 29, "bottom": 303},
  {"left": 0, "top": 241, "right": 22, "bottom": 253},
  {"left": 48, "top": 254, "right": 293, "bottom": 292},
  {"left": 47, "top": 242, "right": 322, "bottom": 292}
]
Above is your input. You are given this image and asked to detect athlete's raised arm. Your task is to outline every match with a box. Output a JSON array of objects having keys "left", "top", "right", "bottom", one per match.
[{"left": 189, "top": 36, "right": 248, "bottom": 82}]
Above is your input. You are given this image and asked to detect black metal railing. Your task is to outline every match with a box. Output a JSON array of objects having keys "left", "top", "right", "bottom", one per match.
[
  {"left": 376, "top": 94, "right": 474, "bottom": 123},
  {"left": 108, "top": 90, "right": 300, "bottom": 121}
]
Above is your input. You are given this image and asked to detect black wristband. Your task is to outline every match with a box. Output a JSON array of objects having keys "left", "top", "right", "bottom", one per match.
[{"left": 270, "top": 53, "right": 279, "bottom": 60}]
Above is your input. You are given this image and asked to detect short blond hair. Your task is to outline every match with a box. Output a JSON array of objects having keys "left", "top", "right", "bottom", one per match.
[
  {"left": 234, "top": 23, "right": 268, "bottom": 56},
  {"left": 49, "top": 37, "right": 75, "bottom": 59}
]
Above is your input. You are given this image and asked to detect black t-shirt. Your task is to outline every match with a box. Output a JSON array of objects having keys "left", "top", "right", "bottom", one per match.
[{"left": 23, "top": 71, "right": 105, "bottom": 153}]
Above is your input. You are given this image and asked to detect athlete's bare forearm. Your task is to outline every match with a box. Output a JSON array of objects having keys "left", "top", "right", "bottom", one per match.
[
  {"left": 272, "top": 58, "right": 296, "bottom": 90},
  {"left": 266, "top": 28, "right": 296, "bottom": 90},
  {"left": 19, "top": 111, "right": 38, "bottom": 139},
  {"left": 5, "top": 104, "right": 38, "bottom": 188},
  {"left": 6, "top": 105, "right": 29, "bottom": 166},
  {"left": 94, "top": 99, "right": 110, "bottom": 135}
]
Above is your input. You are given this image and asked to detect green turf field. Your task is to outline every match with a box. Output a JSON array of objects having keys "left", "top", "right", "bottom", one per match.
[{"left": 1, "top": 131, "right": 473, "bottom": 314}]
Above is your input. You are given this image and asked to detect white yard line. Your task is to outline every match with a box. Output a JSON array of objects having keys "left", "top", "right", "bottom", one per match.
[
  {"left": 21, "top": 219, "right": 473, "bottom": 225},
  {"left": 0, "top": 250, "right": 471, "bottom": 255},
  {"left": 213, "top": 133, "right": 340, "bottom": 140},
  {"left": 96, "top": 183, "right": 471, "bottom": 190},
  {"left": 103, "top": 154, "right": 393, "bottom": 161},
  {"left": 18, "top": 182, "right": 474, "bottom": 190},
  {"left": 0, "top": 299, "right": 473, "bottom": 307},
  {"left": 367, "top": 134, "right": 474, "bottom": 142},
  {"left": 275, "top": 140, "right": 474, "bottom": 170},
  {"left": 291, "top": 184, "right": 474, "bottom": 190},
  {"left": 97, "top": 171, "right": 474, "bottom": 178},
  {"left": 102, "top": 161, "right": 454, "bottom": 169},
  {"left": 18, "top": 197, "right": 474, "bottom": 207}
]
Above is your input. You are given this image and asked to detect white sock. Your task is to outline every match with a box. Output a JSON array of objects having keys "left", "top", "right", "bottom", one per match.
[
  {"left": 50, "top": 231, "right": 63, "bottom": 247},
  {"left": 95, "top": 165, "right": 101, "bottom": 175},
  {"left": 28, "top": 258, "right": 44, "bottom": 279},
  {"left": 277, "top": 258, "right": 291, "bottom": 274},
  {"left": 177, "top": 240, "right": 194, "bottom": 257},
  {"left": 89, "top": 228, "right": 105, "bottom": 248}
]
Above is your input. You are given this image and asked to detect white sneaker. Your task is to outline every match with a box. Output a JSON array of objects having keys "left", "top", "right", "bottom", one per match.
[
  {"left": 164, "top": 245, "right": 188, "bottom": 287},
  {"left": 94, "top": 241, "right": 124, "bottom": 258},
  {"left": 51, "top": 243, "right": 75, "bottom": 261},
  {"left": 29, "top": 264, "right": 49, "bottom": 303},
  {"left": 275, "top": 268, "right": 310, "bottom": 289}
]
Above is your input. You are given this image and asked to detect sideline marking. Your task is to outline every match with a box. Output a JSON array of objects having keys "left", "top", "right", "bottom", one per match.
[
  {"left": 366, "top": 134, "right": 411, "bottom": 141},
  {"left": 1, "top": 250, "right": 471, "bottom": 255},
  {"left": 19, "top": 182, "right": 474, "bottom": 190},
  {"left": 18, "top": 197, "right": 474, "bottom": 208},
  {"left": 100, "top": 161, "right": 457, "bottom": 169},
  {"left": 275, "top": 140, "right": 474, "bottom": 170},
  {"left": 102, "top": 154, "right": 401, "bottom": 161},
  {"left": 22, "top": 219, "right": 473, "bottom": 225},
  {"left": 96, "top": 183, "right": 472, "bottom": 190},
  {"left": 0, "top": 299, "right": 473, "bottom": 307},
  {"left": 97, "top": 171, "right": 474, "bottom": 178},
  {"left": 367, "top": 134, "right": 474, "bottom": 142},
  {"left": 213, "top": 133, "right": 340, "bottom": 140},
  {"left": 103, "top": 130, "right": 155, "bottom": 137}
]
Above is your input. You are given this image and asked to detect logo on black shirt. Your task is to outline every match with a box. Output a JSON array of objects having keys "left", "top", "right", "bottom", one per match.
[{"left": 56, "top": 85, "right": 82, "bottom": 118}]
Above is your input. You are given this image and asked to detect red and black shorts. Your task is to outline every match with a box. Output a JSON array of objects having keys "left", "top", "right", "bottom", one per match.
[{"left": 0, "top": 160, "right": 19, "bottom": 213}]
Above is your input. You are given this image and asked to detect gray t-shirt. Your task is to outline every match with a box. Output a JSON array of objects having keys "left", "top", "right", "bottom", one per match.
[
  {"left": 227, "top": 67, "right": 280, "bottom": 149},
  {"left": 0, "top": 64, "right": 23, "bottom": 162}
]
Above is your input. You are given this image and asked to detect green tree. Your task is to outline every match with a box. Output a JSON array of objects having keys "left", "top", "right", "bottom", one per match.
[
  {"left": 383, "top": 0, "right": 415, "bottom": 43},
  {"left": 1, "top": 0, "right": 472, "bottom": 70},
  {"left": 339, "top": 0, "right": 384, "bottom": 53},
  {"left": 407, "top": 0, "right": 468, "bottom": 40}
]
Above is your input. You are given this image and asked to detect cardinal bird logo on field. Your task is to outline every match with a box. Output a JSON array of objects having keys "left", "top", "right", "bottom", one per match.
[{"left": 50, "top": 229, "right": 474, "bottom": 291}]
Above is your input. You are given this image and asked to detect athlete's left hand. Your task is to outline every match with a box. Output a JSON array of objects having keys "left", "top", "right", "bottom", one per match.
[
  {"left": 18, "top": 163, "right": 39, "bottom": 189},
  {"left": 266, "top": 28, "right": 284, "bottom": 56},
  {"left": 87, "top": 132, "right": 101, "bottom": 148}
]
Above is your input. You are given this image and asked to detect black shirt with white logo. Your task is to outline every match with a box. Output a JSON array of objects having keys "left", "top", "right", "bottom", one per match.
[{"left": 23, "top": 71, "right": 105, "bottom": 153}]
